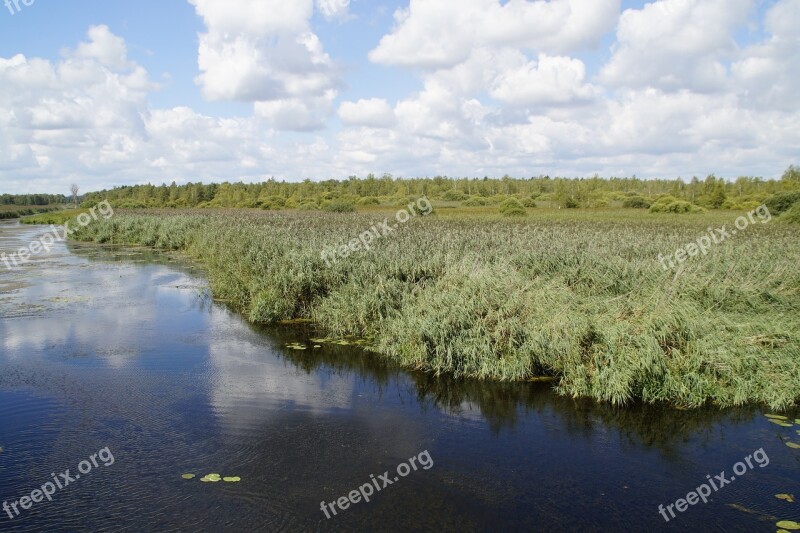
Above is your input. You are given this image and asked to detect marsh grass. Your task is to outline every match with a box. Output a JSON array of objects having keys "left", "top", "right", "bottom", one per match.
[
  {"left": 20, "top": 209, "right": 90, "bottom": 225},
  {"left": 0, "top": 205, "right": 63, "bottom": 220},
  {"left": 64, "top": 208, "right": 800, "bottom": 408}
]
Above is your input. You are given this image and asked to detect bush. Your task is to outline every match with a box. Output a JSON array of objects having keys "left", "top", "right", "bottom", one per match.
[
  {"left": 441, "top": 190, "right": 469, "bottom": 202},
  {"left": 521, "top": 197, "right": 537, "bottom": 208},
  {"left": 499, "top": 198, "right": 527, "bottom": 217},
  {"left": 324, "top": 200, "right": 356, "bottom": 213},
  {"left": 357, "top": 197, "right": 381, "bottom": 206},
  {"left": 765, "top": 192, "right": 800, "bottom": 215},
  {"left": 462, "top": 196, "right": 490, "bottom": 207},
  {"left": 622, "top": 196, "right": 651, "bottom": 209},
  {"left": 259, "top": 196, "right": 286, "bottom": 210},
  {"left": 782, "top": 203, "right": 800, "bottom": 224},
  {"left": 649, "top": 200, "right": 704, "bottom": 214}
]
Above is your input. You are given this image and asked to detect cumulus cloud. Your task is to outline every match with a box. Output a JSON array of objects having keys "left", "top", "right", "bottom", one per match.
[
  {"left": 599, "top": 0, "right": 752, "bottom": 92},
  {"left": 338, "top": 98, "right": 396, "bottom": 128},
  {"left": 369, "top": 0, "right": 621, "bottom": 69},
  {"left": 189, "top": 0, "right": 339, "bottom": 129},
  {"left": 0, "top": 1, "right": 798, "bottom": 194},
  {"left": 489, "top": 53, "right": 600, "bottom": 106}
]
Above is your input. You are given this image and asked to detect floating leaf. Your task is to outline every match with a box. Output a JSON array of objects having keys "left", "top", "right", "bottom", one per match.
[
  {"left": 786, "top": 442, "right": 800, "bottom": 449},
  {"left": 181, "top": 474, "right": 196, "bottom": 480},
  {"left": 770, "top": 420, "right": 794, "bottom": 427},
  {"left": 766, "top": 414, "right": 789, "bottom": 420},
  {"left": 223, "top": 477, "right": 241, "bottom": 483},
  {"left": 313, "top": 345, "right": 321, "bottom": 348},
  {"left": 776, "top": 494, "right": 796, "bottom": 503},
  {"left": 776, "top": 521, "right": 800, "bottom": 530},
  {"left": 200, "top": 473, "right": 222, "bottom": 483}
]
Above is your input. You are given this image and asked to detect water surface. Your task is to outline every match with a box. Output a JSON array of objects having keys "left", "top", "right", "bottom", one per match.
[{"left": 0, "top": 220, "right": 798, "bottom": 532}]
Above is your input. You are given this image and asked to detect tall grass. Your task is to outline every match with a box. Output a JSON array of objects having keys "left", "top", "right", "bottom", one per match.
[
  {"left": 0, "top": 205, "right": 63, "bottom": 220},
  {"left": 66, "top": 208, "right": 800, "bottom": 408}
]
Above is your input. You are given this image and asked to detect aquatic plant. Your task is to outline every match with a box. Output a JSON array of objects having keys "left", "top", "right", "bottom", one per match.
[{"left": 66, "top": 208, "right": 800, "bottom": 408}]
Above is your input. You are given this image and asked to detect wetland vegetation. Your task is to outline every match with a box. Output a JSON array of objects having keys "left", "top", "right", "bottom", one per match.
[{"left": 45, "top": 198, "right": 799, "bottom": 409}]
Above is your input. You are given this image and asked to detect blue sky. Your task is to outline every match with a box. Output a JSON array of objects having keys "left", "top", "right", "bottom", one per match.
[{"left": 0, "top": 0, "right": 796, "bottom": 194}]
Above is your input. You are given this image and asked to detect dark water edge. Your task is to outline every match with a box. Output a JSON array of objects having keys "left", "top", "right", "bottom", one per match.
[{"left": 0, "top": 219, "right": 798, "bottom": 532}]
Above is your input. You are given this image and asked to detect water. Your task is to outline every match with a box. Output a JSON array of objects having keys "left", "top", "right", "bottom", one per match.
[{"left": 0, "top": 220, "right": 798, "bottom": 532}]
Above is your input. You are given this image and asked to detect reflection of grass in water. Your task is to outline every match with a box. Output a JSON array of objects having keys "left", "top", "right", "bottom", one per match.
[
  {"left": 260, "top": 324, "right": 774, "bottom": 450},
  {"left": 67, "top": 209, "right": 800, "bottom": 409}
]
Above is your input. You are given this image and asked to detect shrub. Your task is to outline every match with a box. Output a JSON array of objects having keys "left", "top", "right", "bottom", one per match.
[
  {"left": 259, "top": 196, "right": 286, "bottom": 210},
  {"left": 499, "top": 198, "right": 527, "bottom": 217},
  {"left": 782, "top": 203, "right": 800, "bottom": 224},
  {"left": 357, "top": 196, "right": 381, "bottom": 206},
  {"left": 441, "top": 190, "right": 469, "bottom": 202},
  {"left": 462, "top": 196, "right": 490, "bottom": 207},
  {"left": 622, "top": 196, "right": 651, "bottom": 209},
  {"left": 521, "top": 197, "right": 537, "bottom": 208},
  {"left": 649, "top": 200, "right": 704, "bottom": 214},
  {"left": 324, "top": 200, "right": 356, "bottom": 213},
  {"left": 765, "top": 191, "right": 800, "bottom": 215},
  {"left": 648, "top": 195, "right": 704, "bottom": 214}
]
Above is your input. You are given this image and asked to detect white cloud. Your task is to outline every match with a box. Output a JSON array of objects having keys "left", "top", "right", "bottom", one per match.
[
  {"left": 338, "top": 98, "right": 396, "bottom": 127},
  {"left": 732, "top": 0, "right": 800, "bottom": 111},
  {"left": 599, "top": 0, "right": 752, "bottom": 92},
  {"left": 316, "top": 0, "right": 351, "bottom": 21},
  {"left": 190, "top": 0, "right": 339, "bottom": 129},
  {"left": 0, "top": 1, "right": 798, "bottom": 194},
  {"left": 67, "top": 25, "right": 131, "bottom": 69},
  {"left": 490, "top": 53, "right": 600, "bottom": 106},
  {"left": 369, "top": 0, "right": 620, "bottom": 69}
]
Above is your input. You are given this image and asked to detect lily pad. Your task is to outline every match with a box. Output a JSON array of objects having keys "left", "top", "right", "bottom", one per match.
[
  {"left": 776, "top": 494, "right": 796, "bottom": 503},
  {"left": 776, "top": 521, "right": 800, "bottom": 530},
  {"left": 181, "top": 474, "right": 196, "bottom": 480},
  {"left": 786, "top": 442, "right": 800, "bottom": 449},
  {"left": 200, "top": 473, "right": 222, "bottom": 483},
  {"left": 770, "top": 420, "right": 794, "bottom": 427},
  {"left": 766, "top": 414, "right": 789, "bottom": 420},
  {"left": 223, "top": 477, "right": 241, "bottom": 483},
  {"left": 313, "top": 345, "right": 321, "bottom": 348}
]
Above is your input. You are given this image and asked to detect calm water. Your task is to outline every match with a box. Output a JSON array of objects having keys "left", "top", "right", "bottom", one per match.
[{"left": 0, "top": 220, "right": 798, "bottom": 532}]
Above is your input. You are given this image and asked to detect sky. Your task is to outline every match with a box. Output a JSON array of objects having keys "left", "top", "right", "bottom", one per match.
[{"left": 0, "top": 0, "right": 797, "bottom": 195}]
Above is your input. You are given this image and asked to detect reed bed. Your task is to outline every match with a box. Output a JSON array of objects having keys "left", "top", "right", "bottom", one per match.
[{"left": 67, "top": 208, "right": 800, "bottom": 408}]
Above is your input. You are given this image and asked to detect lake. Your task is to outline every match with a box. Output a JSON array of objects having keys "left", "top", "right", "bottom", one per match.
[{"left": 0, "top": 220, "right": 798, "bottom": 532}]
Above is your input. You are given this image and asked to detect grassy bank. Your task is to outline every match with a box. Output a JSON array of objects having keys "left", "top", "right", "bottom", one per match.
[
  {"left": 63, "top": 208, "right": 799, "bottom": 408},
  {"left": 20, "top": 209, "right": 92, "bottom": 225},
  {"left": 0, "top": 205, "right": 64, "bottom": 220}
]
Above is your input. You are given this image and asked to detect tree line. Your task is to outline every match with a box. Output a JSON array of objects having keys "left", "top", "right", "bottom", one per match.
[{"left": 77, "top": 167, "right": 799, "bottom": 210}]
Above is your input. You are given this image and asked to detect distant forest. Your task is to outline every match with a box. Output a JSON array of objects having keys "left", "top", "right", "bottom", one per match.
[
  {"left": 78, "top": 167, "right": 800, "bottom": 211},
  {"left": 1, "top": 193, "right": 68, "bottom": 206}
]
